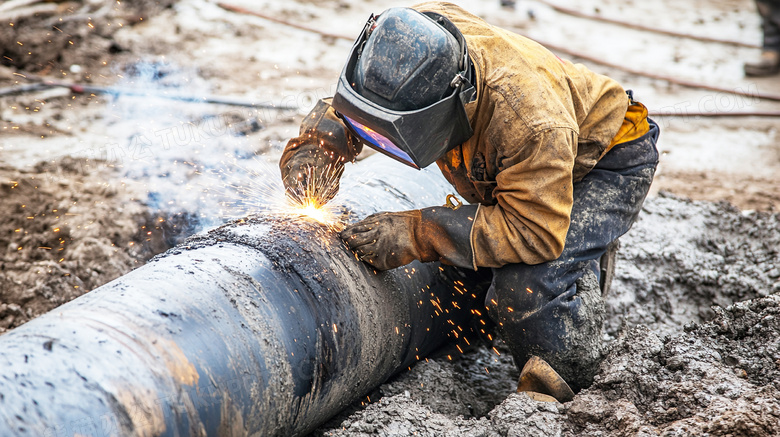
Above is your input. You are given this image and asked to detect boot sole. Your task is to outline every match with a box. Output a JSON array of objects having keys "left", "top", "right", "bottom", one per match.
[{"left": 744, "top": 65, "right": 780, "bottom": 77}]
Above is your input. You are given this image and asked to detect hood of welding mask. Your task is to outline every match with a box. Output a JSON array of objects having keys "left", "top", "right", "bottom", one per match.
[{"left": 332, "top": 8, "right": 475, "bottom": 169}]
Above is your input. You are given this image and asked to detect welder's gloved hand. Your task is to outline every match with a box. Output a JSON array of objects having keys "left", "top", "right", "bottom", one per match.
[
  {"left": 279, "top": 99, "right": 360, "bottom": 206},
  {"left": 340, "top": 205, "right": 479, "bottom": 271},
  {"left": 280, "top": 145, "right": 345, "bottom": 206}
]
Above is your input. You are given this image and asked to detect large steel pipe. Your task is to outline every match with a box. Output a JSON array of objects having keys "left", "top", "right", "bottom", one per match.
[{"left": 0, "top": 158, "right": 478, "bottom": 436}]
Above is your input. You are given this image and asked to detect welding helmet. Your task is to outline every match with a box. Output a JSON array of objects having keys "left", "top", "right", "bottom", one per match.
[{"left": 332, "top": 8, "right": 475, "bottom": 169}]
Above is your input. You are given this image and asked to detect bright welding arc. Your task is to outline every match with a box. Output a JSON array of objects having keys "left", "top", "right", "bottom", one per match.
[{"left": 284, "top": 163, "right": 344, "bottom": 229}]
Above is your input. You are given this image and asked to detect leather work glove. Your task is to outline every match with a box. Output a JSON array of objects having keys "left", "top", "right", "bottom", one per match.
[
  {"left": 280, "top": 99, "right": 360, "bottom": 205},
  {"left": 340, "top": 204, "right": 479, "bottom": 271},
  {"left": 280, "top": 145, "right": 345, "bottom": 206}
]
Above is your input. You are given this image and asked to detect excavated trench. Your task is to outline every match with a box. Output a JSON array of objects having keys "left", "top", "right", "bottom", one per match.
[
  {"left": 314, "top": 193, "right": 780, "bottom": 437},
  {"left": 1, "top": 112, "right": 778, "bottom": 436},
  {"left": 8, "top": 148, "right": 778, "bottom": 436}
]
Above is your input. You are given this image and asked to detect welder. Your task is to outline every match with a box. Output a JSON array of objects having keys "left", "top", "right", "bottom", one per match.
[{"left": 279, "top": 2, "right": 659, "bottom": 402}]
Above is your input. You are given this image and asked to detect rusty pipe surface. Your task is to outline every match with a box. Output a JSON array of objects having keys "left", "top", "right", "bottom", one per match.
[{"left": 0, "top": 158, "right": 479, "bottom": 436}]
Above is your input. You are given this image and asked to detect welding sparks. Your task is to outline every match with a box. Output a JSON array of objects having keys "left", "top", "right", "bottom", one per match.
[
  {"left": 282, "top": 162, "right": 345, "bottom": 230},
  {"left": 194, "top": 155, "right": 346, "bottom": 231}
]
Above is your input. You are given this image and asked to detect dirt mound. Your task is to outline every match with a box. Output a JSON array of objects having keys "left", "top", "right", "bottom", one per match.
[
  {"left": 0, "top": 0, "right": 175, "bottom": 75},
  {"left": 315, "top": 195, "right": 780, "bottom": 436},
  {"left": 608, "top": 192, "right": 780, "bottom": 338},
  {"left": 316, "top": 345, "right": 563, "bottom": 437},
  {"left": 0, "top": 158, "right": 191, "bottom": 332},
  {"left": 568, "top": 295, "right": 780, "bottom": 436}
]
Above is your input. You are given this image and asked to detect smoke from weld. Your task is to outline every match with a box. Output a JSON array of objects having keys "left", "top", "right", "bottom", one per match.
[
  {"left": 104, "top": 61, "right": 435, "bottom": 237},
  {"left": 105, "top": 60, "right": 291, "bottom": 233}
]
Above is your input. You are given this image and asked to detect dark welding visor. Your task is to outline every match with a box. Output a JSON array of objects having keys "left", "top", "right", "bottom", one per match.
[{"left": 332, "top": 11, "right": 476, "bottom": 169}]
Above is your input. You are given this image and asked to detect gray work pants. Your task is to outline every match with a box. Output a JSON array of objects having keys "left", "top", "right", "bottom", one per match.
[{"left": 484, "top": 120, "right": 660, "bottom": 392}]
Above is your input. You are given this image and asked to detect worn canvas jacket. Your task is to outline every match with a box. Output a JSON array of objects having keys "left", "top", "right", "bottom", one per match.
[{"left": 281, "top": 2, "right": 643, "bottom": 269}]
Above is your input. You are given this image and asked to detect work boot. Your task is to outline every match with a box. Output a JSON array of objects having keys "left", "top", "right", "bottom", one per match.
[
  {"left": 516, "top": 356, "right": 575, "bottom": 403},
  {"left": 744, "top": 50, "right": 780, "bottom": 77}
]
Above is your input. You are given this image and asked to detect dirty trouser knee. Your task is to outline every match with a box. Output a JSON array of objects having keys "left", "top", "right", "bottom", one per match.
[{"left": 485, "top": 121, "right": 660, "bottom": 392}]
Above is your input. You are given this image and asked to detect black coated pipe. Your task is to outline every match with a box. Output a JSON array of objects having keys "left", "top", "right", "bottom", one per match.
[{"left": 0, "top": 158, "right": 480, "bottom": 436}]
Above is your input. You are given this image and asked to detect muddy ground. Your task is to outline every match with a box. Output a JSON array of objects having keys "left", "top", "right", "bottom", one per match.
[
  {"left": 1, "top": 0, "right": 779, "bottom": 435},
  {"left": 314, "top": 194, "right": 780, "bottom": 436}
]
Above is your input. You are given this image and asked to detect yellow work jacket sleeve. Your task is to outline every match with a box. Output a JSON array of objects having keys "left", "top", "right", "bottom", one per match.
[
  {"left": 470, "top": 125, "right": 576, "bottom": 268},
  {"left": 279, "top": 98, "right": 362, "bottom": 172},
  {"left": 417, "top": 1, "right": 628, "bottom": 269}
]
